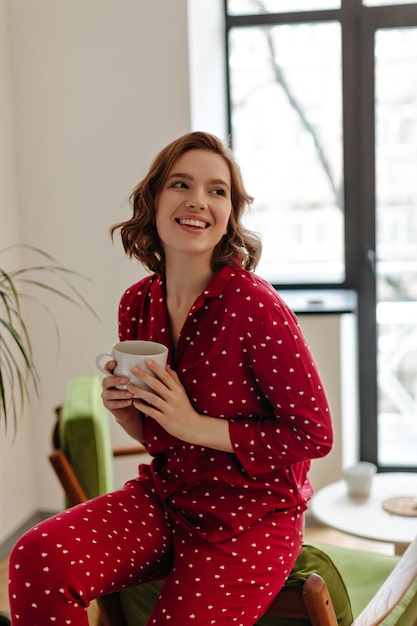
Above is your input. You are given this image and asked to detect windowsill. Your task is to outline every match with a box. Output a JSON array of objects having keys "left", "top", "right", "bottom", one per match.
[{"left": 277, "top": 289, "right": 357, "bottom": 314}]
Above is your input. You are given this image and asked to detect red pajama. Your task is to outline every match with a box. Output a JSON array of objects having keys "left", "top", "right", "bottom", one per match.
[
  {"left": 9, "top": 266, "right": 332, "bottom": 625},
  {"left": 9, "top": 478, "right": 303, "bottom": 625}
]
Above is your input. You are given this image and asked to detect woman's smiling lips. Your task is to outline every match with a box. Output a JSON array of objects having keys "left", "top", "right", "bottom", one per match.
[{"left": 176, "top": 217, "right": 210, "bottom": 230}]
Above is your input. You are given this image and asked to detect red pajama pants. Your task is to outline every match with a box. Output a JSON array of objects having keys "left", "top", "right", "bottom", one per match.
[{"left": 8, "top": 479, "right": 303, "bottom": 626}]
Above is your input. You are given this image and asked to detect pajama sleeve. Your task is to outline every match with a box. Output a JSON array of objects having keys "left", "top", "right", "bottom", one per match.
[{"left": 228, "top": 303, "right": 333, "bottom": 477}]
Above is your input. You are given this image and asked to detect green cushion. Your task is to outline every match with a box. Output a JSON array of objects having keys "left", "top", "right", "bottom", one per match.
[
  {"left": 61, "top": 375, "right": 114, "bottom": 499},
  {"left": 317, "top": 542, "right": 417, "bottom": 626},
  {"left": 315, "top": 542, "right": 399, "bottom": 618}
]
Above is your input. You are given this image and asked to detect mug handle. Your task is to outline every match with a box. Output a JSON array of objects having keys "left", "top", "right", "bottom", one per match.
[{"left": 95, "top": 352, "right": 114, "bottom": 376}]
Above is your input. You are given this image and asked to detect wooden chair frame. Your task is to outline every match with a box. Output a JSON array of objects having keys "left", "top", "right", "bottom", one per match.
[{"left": 49, "top": 408, "right": 417, "bottom": 626}]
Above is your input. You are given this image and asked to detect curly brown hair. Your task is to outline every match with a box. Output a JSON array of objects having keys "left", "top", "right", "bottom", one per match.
[{"left": 111, "top": 131, "right": 262, "bottom": 274}]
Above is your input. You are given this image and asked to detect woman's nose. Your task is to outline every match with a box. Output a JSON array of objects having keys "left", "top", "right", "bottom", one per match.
[{"left": 186, "top": 192, "right": 207, "bottom": 209}]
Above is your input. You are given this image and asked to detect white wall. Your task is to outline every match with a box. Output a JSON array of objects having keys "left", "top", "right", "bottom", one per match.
[
  {"left": 187, "top": 0, "right": 227, "bottom": 138},
  {"left": 0, "top": 0, "right": 193, "bottom": 543},
  {"left": 299, "top": 313, "right": 358, "bottom": 493}
]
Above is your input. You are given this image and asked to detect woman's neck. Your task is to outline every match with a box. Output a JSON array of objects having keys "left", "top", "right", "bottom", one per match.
[
  {"left": 165, "top": 266, "right": 214, "bottom": 309},
  {"left": 164, "top": 254, "right": 214, "bottom": 308},
  {"left": 164, "top": 256, "right": 214, "bottom": 346}
]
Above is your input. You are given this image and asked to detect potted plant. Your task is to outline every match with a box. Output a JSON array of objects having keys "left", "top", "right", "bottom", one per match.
[{"left": 0, "top": 244, "right": 96, "bottom": 431}]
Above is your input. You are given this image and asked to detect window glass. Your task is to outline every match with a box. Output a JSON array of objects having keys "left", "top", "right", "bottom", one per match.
[
  {"left": 227, "top": 0, "right": 340, "bottom": 14},
  {"left": 375, "top": 27, "right": 417, "bottom": 466},
  {"left": 363, "top": 0, "right": 416, "bottom": 6},
  {"left": 229, "top": 21, "right": 344, "bottom": 284}
]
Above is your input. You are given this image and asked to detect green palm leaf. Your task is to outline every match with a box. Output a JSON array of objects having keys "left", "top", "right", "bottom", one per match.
[{"left": 0, "top": 245, "right": 97, "bottom": 431}]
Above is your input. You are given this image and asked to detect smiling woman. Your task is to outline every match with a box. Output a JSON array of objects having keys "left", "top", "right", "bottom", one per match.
[
  {"left": 111, "top": 131, "right": 261, "bottom": 275},
  {"left": 8, "top": 132, "right": 333, "bottom": 626}
]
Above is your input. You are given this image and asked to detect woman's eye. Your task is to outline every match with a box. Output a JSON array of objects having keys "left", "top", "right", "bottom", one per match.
[
  {"left": 171, "top": 181, "right": 188, "bottom": 189},
  {"left": 213, "top": 188, "right": 226, "bottom": 196}
]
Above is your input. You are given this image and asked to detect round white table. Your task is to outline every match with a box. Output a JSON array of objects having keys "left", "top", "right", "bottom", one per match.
[{"left": 310, "top": 472, "right": 417, "bottom": 554}]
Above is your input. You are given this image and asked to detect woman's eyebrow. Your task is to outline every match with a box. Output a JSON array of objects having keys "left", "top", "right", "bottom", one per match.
[
  {"left": 167, "top": 172, "right": 230, "bottom": 189},
  {"left": 167, "top": 172, "right": 193, "bottom": 181},
  {"left": 210, "top": 178, "right": 230, "bottom": 189}
]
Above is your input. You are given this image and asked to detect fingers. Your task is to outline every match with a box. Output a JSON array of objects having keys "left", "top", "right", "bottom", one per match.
[
  {"left": 102, "top": 374, "right": 130, "bottom": 391},
  {"left": 127, "top": 361, "right": 179, "bottom": 413},
  {"left": 131, "top": 360, "right": 175, "bottom": 391},
  {"left": 101, "top": 361, "right": 130, "bottom": 392},
  {"left": 102, "top": 360, "right": 178, "bottom": 418},
  {"left": 166, "top": 365, "right": 181, "bottom": 385},
  {"left": 99, "top": 360, "right": 124, "bottom": 391},
  {"left": 101, "top": 361, "right": 133, "bottom": 408}
]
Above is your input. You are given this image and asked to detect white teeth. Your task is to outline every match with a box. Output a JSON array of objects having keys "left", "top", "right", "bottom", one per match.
[{"left": 179, "top": 218, "right": 207, "bottom": 228}]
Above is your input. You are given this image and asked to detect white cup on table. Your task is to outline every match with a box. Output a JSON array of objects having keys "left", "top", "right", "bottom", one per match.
[{"left": 343, "top": 462, "right": 377, "bottom": 498}]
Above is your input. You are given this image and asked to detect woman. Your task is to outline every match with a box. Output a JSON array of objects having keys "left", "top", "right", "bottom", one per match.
[{"left": 9, "top": 131, "right": 333, "bottom": 625}]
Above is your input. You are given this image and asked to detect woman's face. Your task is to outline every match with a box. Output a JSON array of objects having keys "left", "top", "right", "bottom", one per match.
[{"left": 155, "top": 149, "right": 232, "bottom": 265}]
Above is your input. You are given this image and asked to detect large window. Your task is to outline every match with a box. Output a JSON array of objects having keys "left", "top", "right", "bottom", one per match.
[
  {"left": 225, "top": 0, "right": 417, "bottom": 470},
  {"left": 229, "top": 21, "right": 343, "bottom": 284},
  {"left": 374, "top": 26, "right": 417, "bottom": 465},
  {"left": 227, "top": 1, "right": 341, "bottom": 14}
]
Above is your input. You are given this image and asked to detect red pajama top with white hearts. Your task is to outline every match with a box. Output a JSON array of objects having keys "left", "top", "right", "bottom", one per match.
[{"left": 118, "top": 265, "right": 333, "bottom": 542}]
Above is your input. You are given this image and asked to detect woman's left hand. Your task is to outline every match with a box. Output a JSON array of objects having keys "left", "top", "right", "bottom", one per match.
[{"left": 128, "top": 360, "right": 201, "bottom": 443}]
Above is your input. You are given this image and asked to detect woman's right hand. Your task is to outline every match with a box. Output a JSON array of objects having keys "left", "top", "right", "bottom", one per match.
[{"left": 100, "top": 360, "right": 139, "bottom": 428}]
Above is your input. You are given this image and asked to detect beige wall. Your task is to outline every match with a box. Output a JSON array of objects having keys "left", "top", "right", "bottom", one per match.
[
  {"left": 0, "top": 0, "right": 38, "bottom": 544},
  {"left": 0, "top": 0, "right": 193, "bottom": 543}
]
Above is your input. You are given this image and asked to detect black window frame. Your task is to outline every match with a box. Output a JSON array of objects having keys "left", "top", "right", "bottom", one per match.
[{"left": 225, "top": 0, "right": 417, "bottom": 471}]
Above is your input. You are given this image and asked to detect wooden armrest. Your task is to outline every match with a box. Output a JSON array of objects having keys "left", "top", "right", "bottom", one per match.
[
  {"left": 113, "top": 444, "right": 147, "bottom": 457},
  {"left": 352, "top": 534, "right": 417, "bottom": 626},
  {"left": 49, "top": 449, "right": 88, "bottom": 506},
  {"left": 263, "top": 574, "right": 338, "bottom": 626},
  {"left": 303, "top": 573, "right": 338, "bottom": 626}
]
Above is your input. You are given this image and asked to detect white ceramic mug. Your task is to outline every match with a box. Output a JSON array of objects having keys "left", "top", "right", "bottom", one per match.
[
  {"left": 343, "top": 462, "right": 377, "bottom": 497},
  {"left": 95, "top": 340, "right": 168, "bottom": 391}
]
